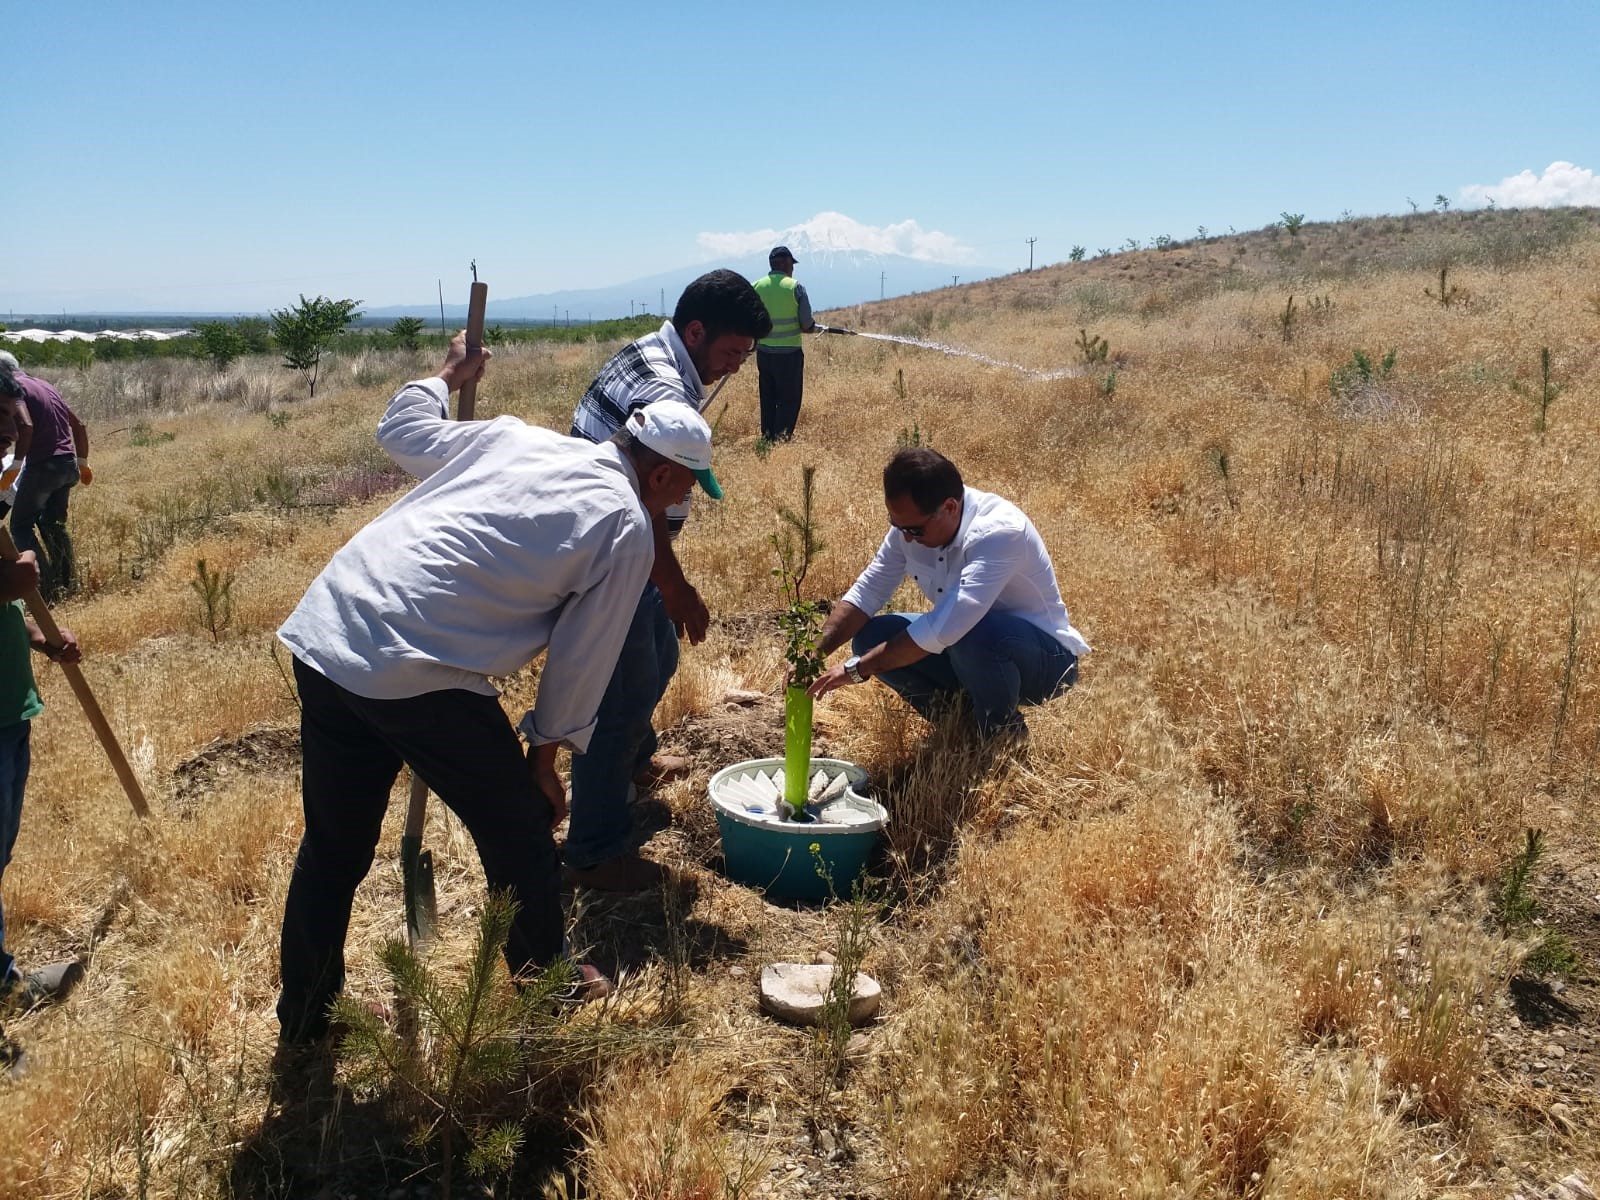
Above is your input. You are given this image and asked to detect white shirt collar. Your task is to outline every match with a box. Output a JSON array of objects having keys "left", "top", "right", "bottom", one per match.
[{"left": 659, "top": 321, "right": 706, "bottom": 400}]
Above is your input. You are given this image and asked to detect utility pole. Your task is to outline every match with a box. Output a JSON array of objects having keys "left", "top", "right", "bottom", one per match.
[
  {"left": 553, "top": 304, "right": 558, "bottom": 328},
  {"left": 880, "top": 271, "right": 886, "bottom": 300},
  {"left": 437, "top": 279, "right": 446, "bottom": 334},
  {"left": 660, "top": 287, "right": 665, "bottom": 315},
  {"left": 952, "top": 275, "right": 959, "bottom": 287},
  {"left": 1026, "top": 237, "right": 1037, "bottom": 271}
]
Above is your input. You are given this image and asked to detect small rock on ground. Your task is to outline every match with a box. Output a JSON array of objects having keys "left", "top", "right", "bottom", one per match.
[{"left": 759, "top": 963, "right": 880, "bottom": 1027}]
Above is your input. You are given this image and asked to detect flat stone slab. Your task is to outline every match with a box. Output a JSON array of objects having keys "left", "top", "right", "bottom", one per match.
[{"left": 759, "top": 962, "right": 881, "bottom": 1027}]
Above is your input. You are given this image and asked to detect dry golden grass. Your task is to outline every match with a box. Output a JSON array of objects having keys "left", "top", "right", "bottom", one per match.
[{"left": 2, "top": 209, "right": 1598, "bottom": 1196}]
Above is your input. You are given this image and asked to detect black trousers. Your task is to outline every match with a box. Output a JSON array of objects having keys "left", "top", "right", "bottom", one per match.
[
  {"left": 757, "top": 349, "right": 805, "bottom": 440},
  {"left": 278, "top": 657, "right": 564, "bottom": 1042}
]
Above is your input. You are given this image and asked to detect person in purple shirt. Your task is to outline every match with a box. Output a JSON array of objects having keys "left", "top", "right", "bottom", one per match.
[
  {"left": 0, "top": 395, "right": 85, "bottom": 1077},
  {"left": 0, "top": 357, "right": 90, "bottom": 602}
]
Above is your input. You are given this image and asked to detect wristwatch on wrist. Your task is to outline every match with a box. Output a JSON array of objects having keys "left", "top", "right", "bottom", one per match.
[{"left": 843, "top": 655, "right": 866, "bottom": 684}]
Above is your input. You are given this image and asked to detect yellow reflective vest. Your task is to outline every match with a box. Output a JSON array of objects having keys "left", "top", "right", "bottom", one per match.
[{"left": 754, "top": 273, "right": 803, "bottom": 348}]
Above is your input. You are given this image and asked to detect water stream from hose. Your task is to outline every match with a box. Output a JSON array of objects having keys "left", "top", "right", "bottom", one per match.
[{"left": 847, "top": 330, "right": 1080, "bottom": 380}]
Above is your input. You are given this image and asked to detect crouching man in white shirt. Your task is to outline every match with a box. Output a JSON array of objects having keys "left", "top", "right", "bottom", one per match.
[
  {"left": 808, "top": 448, "right": 1090, "bottom": 739},
  {"left": 274, "top": 332, "right": 721, "bottom": 1047}
]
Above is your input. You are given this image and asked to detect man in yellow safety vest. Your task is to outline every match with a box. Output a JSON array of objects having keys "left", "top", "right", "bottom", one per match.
[{"left": 752, "top": 245, "right": 817, "bottom": 441}]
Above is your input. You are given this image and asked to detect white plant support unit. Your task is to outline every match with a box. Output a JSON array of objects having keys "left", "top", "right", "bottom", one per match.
[{"left": 710, "top": 757, "right": 879, "bottom": 829}]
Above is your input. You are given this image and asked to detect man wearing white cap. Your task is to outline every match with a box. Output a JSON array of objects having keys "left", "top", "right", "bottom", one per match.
[{"left": 273, "top": 332, "right": 718, "bottom": 1048}]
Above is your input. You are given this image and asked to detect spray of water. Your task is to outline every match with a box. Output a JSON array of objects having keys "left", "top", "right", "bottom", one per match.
[{"left": 848, "top": 330, "right": 1079, "bottom": 380}]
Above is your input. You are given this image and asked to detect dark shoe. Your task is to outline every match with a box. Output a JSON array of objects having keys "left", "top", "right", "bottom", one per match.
[
  {"left": 632, "top": 753, "right": 689, "bottom": 789},
  {"left": 10, "top": 960, "right": 85, "bottom": 1012},
  {"left": 563, "top": 852, "right": 667, "bottom": 894},
  {"left": 561, "top": 963, "right": 613, "bottom": 1004}
]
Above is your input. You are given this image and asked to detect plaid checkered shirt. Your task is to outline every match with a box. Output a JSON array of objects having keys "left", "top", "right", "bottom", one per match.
[{"left": 570, "top": 321, "right": 707, "bottom": 536}]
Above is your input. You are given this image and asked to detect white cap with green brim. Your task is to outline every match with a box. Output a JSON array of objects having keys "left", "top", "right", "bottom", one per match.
[{"left": 629, "top": 402, "right": 722, "bottom": 499}]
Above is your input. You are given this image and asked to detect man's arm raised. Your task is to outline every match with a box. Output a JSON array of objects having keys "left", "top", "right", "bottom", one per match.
[{"left": 375, "top": 331, "right": 493, "bottom": 478}]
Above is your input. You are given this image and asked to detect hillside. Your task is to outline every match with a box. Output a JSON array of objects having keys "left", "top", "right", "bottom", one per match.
[{"left": 1, "top": 206, "right": 1597, "bottom": 1198}]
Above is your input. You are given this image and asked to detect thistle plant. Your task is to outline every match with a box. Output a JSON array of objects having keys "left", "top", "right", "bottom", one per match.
[
  {"left": 1076, "top": 328, "right": 1109, "bottom": 365},
  {"left": 807, "top": 845, "right": 883, "bottom": 1140},
  {"left": 772, "top": 466, "right": 826, "bottom": 817}
]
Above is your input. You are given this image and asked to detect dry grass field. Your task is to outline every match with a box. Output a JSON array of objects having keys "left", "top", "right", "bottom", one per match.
[{"left": 1, "top": 207, "right": 1597, "bottom": 1198}]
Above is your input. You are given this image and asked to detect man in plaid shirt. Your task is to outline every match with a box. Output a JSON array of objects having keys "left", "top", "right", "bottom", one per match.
[{"left": 563, "top": 269, "right": 771, "bottom": 891}]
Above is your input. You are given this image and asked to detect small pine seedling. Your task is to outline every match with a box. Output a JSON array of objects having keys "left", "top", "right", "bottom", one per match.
[
  {"left": 1511, "top": 346, "right": 1563, "bottom": 434},
  {"left": 190, "top": 558, "right": 235, "bottom": 644},
  {"left": 1279, "top": 295, "right": 1297, "bottom": 343},
  {"left": 1425, "top": 264, "right": 1462, "bottom": 307}
]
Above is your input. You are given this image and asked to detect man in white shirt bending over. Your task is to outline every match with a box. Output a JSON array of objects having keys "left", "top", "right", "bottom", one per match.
[
  {"left": 808, "top": 448, "right": 1090, "bottom": 739},
  {"left": 274, "top": 333, "right": 721, "bottom": 1047}
]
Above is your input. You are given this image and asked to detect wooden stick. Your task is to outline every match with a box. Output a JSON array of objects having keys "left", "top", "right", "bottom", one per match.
[
  {"left": 456, "top": 281, "right": 489, "bottom": 421},
  {"left": 0, "top": 527, "right": 150, "bottom": 818},
  {"left": 403, "top": 279, "right": 489, "bottom": 933}
]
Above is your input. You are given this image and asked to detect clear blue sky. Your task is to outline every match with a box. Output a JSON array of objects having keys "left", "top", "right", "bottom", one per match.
[{"left": 5, "top": 0, "right": 1597, "bottom": 313}]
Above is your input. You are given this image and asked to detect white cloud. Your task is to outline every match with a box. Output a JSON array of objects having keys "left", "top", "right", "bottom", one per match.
[
  {"left": 1460, "top": 161, "right": 1600, "bottom": 209},
  {"left": 696, "top": 211, "right": 978, "bottom": 264}
]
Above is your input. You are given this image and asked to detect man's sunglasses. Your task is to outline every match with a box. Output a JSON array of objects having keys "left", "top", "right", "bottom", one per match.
[{"left": 891, "top": 513, "right": 938, "bottom": 538}]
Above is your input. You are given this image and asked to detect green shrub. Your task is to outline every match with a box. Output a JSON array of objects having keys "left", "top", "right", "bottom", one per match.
[{"left": 1329, "top": 347, "right": 1397, "bottom": 399}]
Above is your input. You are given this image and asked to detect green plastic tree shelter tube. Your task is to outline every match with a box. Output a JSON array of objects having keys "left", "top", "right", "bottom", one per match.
[
  {"left": 784, "top": 685, "right": 814, "bottom": 817},
  {"left": 773, "top": 464, "right": 825, "bottom": 819}
]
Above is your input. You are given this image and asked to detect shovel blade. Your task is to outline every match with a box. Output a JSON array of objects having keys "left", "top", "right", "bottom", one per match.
[{"left": 401, "top": 835, "right": 437, "bottom": 947}]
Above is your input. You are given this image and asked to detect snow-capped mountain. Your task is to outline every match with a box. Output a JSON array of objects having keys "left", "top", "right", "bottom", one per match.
[{"left": 370, "top": 213, "right": 1005, "bottom": 322}]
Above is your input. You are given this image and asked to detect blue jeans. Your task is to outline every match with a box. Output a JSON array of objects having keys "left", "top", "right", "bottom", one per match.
[
  {"left": 0, "top": 721, "right": 32, "bottom": 986},
  {"left": 11, "top": 455, "right": 78, "bottom": 600},
  {"left": 854, "top": 611, "right": 1078, "bottom": 734},
  {"left": 565, "top": 583, "right": 679, "bottom": 869}
]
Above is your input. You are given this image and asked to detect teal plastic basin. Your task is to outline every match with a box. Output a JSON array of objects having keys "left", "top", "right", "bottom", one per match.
[{"left": 709, "top": 757, "right": 885, "bottom": 901}]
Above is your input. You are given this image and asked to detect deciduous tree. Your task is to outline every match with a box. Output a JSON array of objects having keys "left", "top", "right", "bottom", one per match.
[
  {"left": 270, "top": 295, "right": 363, "bottom": 398},
  {"left": 389, "top": 316, "right": 425, "bottom": 352},
  {"left": 193, "top": 321, "right": 245, "bottom": 371}
]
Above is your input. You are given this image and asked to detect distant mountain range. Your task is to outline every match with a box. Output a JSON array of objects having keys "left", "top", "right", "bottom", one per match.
[{"left": 367, "top": 249, "right": 1006, "bottom": 324}]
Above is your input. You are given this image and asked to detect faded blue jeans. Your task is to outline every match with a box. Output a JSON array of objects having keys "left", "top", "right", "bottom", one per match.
[
  {"left": 11, "top": 455, "right": 78, "bottom": 601},
  {"left": 854, "top": 611, "right": 1078, "bottom": 734},
  {"left": 0, "top": 720, "right": 32, "bottom": 987},
  {"left": 564, "top": 583, "right": 679, "bottom": 870}
]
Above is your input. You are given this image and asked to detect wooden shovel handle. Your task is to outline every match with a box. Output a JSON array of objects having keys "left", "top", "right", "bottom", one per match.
[
  {"left": 407, "top": 277, "right": 490, "bottom": 832},
  {"left": 0, "top": 527, "right": 150, "bottom": 818},
  {"left": 455, "top": 281, "right": 489, "bottom": 421}
]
